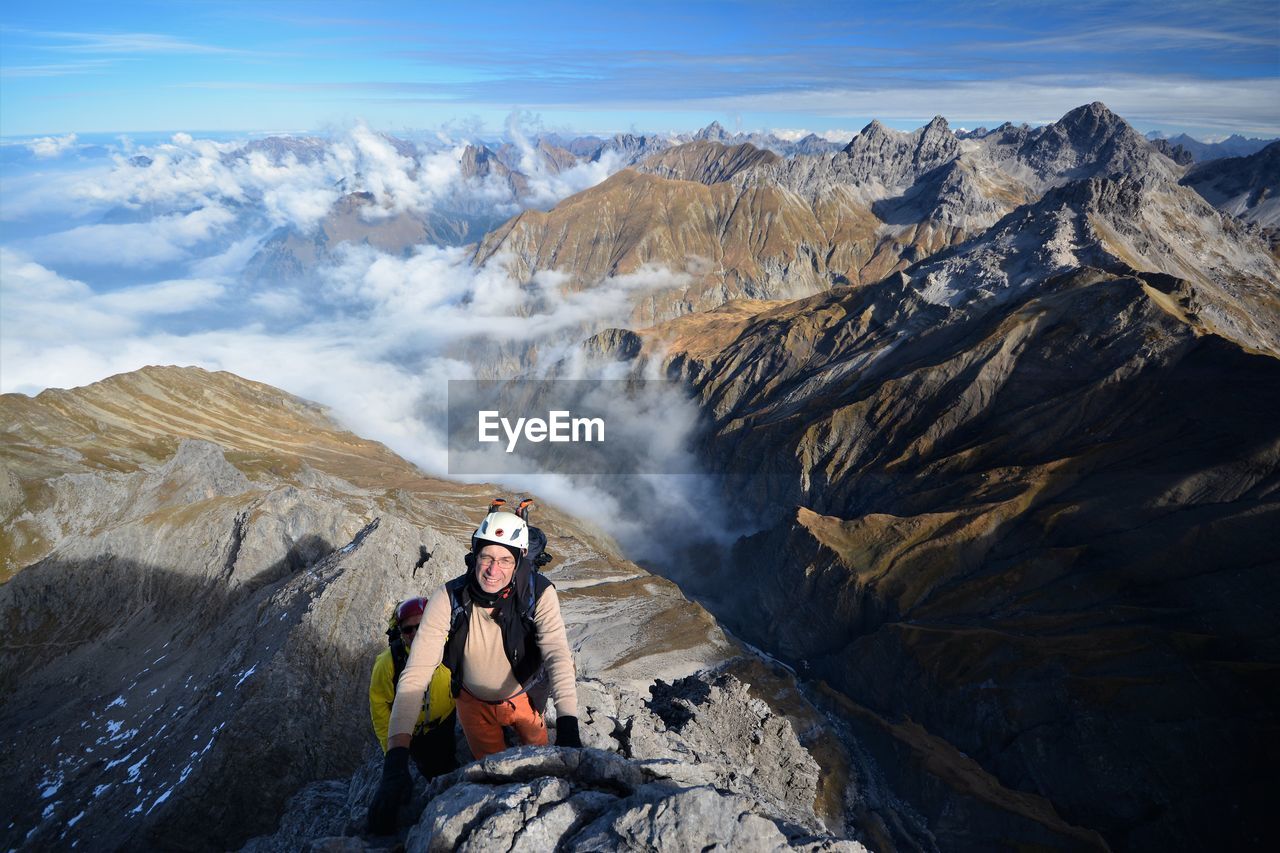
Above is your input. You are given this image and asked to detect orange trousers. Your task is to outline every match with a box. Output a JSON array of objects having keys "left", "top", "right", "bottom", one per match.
[{"left": 455, "top": 689, "right": 548, "bottom": 759}]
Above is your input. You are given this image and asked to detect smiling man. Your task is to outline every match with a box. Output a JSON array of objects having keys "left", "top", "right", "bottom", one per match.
[{"left": 366, "top": 509, "right": 581, "bottom": 834}]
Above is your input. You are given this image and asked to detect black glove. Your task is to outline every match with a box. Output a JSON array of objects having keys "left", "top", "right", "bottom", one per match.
[
  {"left": 366, "top": 746, "right": 411, "bottom": 836},
  {"left": 556, "top": 715, "right": 582, "bottom": 748}
]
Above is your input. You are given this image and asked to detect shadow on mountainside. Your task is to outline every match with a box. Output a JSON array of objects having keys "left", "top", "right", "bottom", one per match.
[{"left": 0, "top": 535, "right": 407, "bottom": 852}]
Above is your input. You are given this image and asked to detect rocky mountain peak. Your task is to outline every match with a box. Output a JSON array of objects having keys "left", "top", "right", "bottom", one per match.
[
  {"left": 1054, "top": 101, "right": 1132, "bottom": 146},
  {"left": 835, "top": 116, "right": 962, "bottom": 193},
  {"left": 982, "top": 101, "right": 1172, "bottom": 191},
  {"left": 694, "top": 120, "right": 733, "bottom": 142},
  {"left": 922, "top": 114, "right": 950, "bottom": 134},
  {"left": 852, "top": 118, "right": 888, "bottom": 142}
]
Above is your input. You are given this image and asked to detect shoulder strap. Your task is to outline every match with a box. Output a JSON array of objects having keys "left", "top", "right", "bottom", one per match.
[
  {"left": 525, "top": 573, "right": 553, "bottom": 622},
  {"left": 390, "top": 638, "right": 409, "bottom": 687},
  {"left": 442, "top": 575, "right": 472, "bottom": 696}
]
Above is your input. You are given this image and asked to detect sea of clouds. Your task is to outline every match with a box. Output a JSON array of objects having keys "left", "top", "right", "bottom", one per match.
[{"left": 0, "top": 119, "right": 736, "bottom": 561}]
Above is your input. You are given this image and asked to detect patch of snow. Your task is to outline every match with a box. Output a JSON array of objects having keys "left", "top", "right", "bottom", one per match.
[
  {"left": 198, "top": 723, "right": 226, "bottom": 756},
  {"left": 67, "top": 811, "right": 84, "bottom": 828},
  {"left": 234, "top": 665, "right": 257, "bottom": 688},
  {"left": 106, "top": 696, "right": 126, "bottom": 709},
  {"left": 39, "top": 780, "right": 61, "bottom": 799},
  {"left": 92, "top": 783, "right": 112, "bottom": 798},
  {"left": 42, "top": 801, "right": 57, "bottom": 818},
  {"left": 152, "top": 655, "right": 166, "bottom": 664},
  {"left": 109, "top": 727, "right": 138, "bottom": 745},
  {"left": 146, "top": 786, "right": 174, "bottom": 814},
  {"left": 105, "top": 720, "right": 122, "bottom": 737},
  {"left": 125, "top": 755, "right": 148, "bottom": 782}
]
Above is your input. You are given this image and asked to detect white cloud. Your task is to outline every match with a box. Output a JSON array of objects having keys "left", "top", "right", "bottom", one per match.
[
  {"left": 97, "top": 279, "right": 226, "bottom": 315},
  {"left": 503, "top": 113, "right": 626, "bottom": 209},
  {"left": 0, "top": 250, "right": 133, "bottom": 343},
  {"left": 20, "top": 206, "right": 237, "bottom": 267},
  {"left": 768, "top": 128, "right": 856, "bottom": 143},
  {"left": 1, "top": 120, "right": 689, "bottom": 556},
  {"left": 0, "top": 250, "right": 226, "bottom": 352},
  {"left": 27, "top": 133, "right": 79, "bottom": 159}
]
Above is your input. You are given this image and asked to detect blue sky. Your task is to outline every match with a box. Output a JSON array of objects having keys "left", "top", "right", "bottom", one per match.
[{"left": 2, "top": 1, "right": 1278, "bottom": 138}]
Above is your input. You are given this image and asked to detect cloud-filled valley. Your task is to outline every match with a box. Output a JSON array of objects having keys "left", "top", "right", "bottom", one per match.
[{"left": 0, "top": 120, "right": 723, "bottom": 556}]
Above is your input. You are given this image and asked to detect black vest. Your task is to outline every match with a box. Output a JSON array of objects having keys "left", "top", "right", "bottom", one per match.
[{"left": 440, "top": 571, "right": 553, "bottom": 697}]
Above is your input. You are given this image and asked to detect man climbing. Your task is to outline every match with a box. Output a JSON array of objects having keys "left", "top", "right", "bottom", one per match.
[
  {"left": 368, "top": 598, "right": 458, "bottom": 782},
  {"left": 367, "top": 505, "right": 581, "bottom": 834}
]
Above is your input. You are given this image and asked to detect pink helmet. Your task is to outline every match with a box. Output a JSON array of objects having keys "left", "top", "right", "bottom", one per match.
[{"left": 396, "top": 597, "right": 426, "bottom": 623}]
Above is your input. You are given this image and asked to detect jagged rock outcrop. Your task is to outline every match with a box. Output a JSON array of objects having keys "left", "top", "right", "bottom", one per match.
[
  {"left": 247, "top": 748, "right": 863, "bottom": 853},
  {"left": 586, "top": 132, "right": 679, "bottom": 167},
  {"left": 243, "top": 669, "right": 864, "bottom": 852},
  {"left": 1149, "top": 137, "right": 1195, "bottom": 166}
]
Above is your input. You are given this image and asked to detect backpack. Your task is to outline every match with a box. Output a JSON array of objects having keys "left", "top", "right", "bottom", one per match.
[
  {"left": 386, "top": 624, "right": 411, "bottom": 685},
  {"left": 441, "top": 497, "right": 555, "bottom": 698}
]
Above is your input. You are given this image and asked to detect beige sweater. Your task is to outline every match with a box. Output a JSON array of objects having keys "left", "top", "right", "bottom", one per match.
[{"left": 388, "top": 580, "right": 578, "bottom": 739}]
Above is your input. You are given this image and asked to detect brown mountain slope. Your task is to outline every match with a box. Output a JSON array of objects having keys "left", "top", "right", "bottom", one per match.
[
  {"left": 472, "top": 162, "right": 953, "bottom": 326},
  {"left": 651, "top": 257, "right": 1280, "bottom": 851}
]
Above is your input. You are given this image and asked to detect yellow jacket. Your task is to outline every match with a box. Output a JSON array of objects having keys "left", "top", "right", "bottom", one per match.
[{"left": 369, "top": 648, "right": 454, "bottom": 752}]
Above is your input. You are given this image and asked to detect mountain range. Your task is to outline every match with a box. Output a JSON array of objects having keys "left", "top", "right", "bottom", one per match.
[{"left": 3, "top": 101, "right": 1278, "bottom": 852}]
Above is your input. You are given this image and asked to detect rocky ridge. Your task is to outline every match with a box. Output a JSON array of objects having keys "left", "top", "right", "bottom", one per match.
[
  {"left": 1, "top": 368, "right": 877, "bottom": 852},
  {"left": 242, "top": 671, "right": 862, "bottom": 852},
  {"left": 472, "top": 103, "right": 1216, "bottom": 328}
]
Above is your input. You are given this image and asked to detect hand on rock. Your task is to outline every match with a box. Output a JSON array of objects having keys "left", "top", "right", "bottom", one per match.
[
  {"left": 365, "top": 746, "right": 411, "bottom": 835},
  {"left": 555, "top": 715, "right": 582, "bottom": 748}
]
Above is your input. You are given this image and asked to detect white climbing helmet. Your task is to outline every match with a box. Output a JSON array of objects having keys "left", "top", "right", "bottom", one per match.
[{"left": 473, "top": 510, "right": 529, "bottom": 551}]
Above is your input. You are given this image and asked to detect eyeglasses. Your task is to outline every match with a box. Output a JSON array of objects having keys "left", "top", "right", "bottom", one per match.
[
  {"left": 476, "top": 555, "right": 516, "bottom": 569},
  {"left": 400, "top": 623, "right": 420, "bottom": 636}
]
